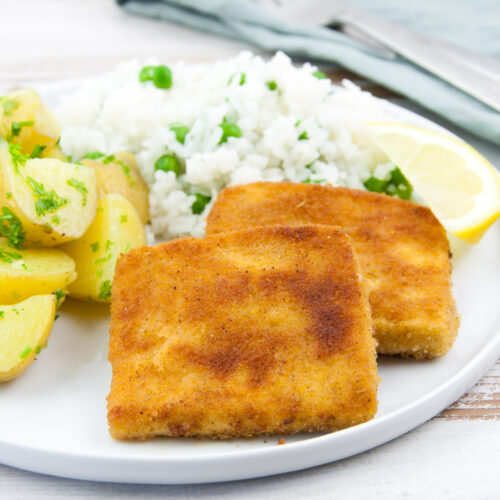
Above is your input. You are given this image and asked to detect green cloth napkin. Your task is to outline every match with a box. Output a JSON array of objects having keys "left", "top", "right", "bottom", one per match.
[{"left": 117, "top": 0, "right": 500, "bottom": 146}]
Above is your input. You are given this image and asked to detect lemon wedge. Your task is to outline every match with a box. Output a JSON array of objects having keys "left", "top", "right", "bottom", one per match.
[{"left": 368, "top": 122, "right": 500, "bottom": 243}]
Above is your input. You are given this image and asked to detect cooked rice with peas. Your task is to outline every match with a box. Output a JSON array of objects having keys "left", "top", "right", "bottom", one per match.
[{"left": 56, "top": 51, "right": 396, "bottom": 243}]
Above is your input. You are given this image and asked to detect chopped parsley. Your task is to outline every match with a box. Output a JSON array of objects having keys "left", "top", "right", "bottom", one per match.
[
  {"left": 94, "top": 253, "right": 112, "bottom": 264},
  {"left": 0, "top": 248, "right": 22, "bottom": 263},
  {"left": 19, "top": 346, "right": 32, "bottom": 359},
  {"left": 139, "top": 65, "right": 172, "bottom": 89},
  {"left": 96, "top": 269, "right": 103, "bottom": 277},
  {"left": 120, "top": 215, "right": 128, "bottom": 224},
  {"left": 228, "top": 72, "right": 246, "bottom": 85},
  {"left": 298, "top": 131, "right": 308, "bottom": 141},
  {"left": 6, "top": 192, "right": 12, "bottom": 199},
  {"left": 82, "top": 151, "right": 105, "bottom": 160},
  {"left": 1, "top": 98, "right": 20, "bottom": 116},
  {"left": 105, "top": 240, "right": 114, "bottom": 251},
  {"left": 103, "top": 155, "right": 135, "bottom": 185},
  {"left": 303, "top": 178, "right": 325, "bottom": 184},
  {"left": 8, "top": 143, "right": 29, "bottom": 174},
  {"left": 10, "top": 120, "right": 34, "bottom": 138},
  {"left": 31, "top": 144, "right": 47, "bottom": 159},
  {"left": 26, "top": 177, "right": 68, "bottom": 216},
  {"left": 191, "top": 193, "right": 211, "bottom": 214},
  {"left": 53, "top": 288, "right": 67, "bottom": 308},
  {"left": 219, "top": 117, "right": 242, "bottom": 144},
  {"left": 0, "top": 207, "right": 25, "bottom": 249},
  {"left": 169, "top": 123, "right": 190, "bottom": 144},
  {"left": 67, "top": 178, "right": 88, "bottom": 206},
  {"left": 0, "top": 311, "right": 4, "bottom": 319},
  {"left": 90, "top": 241, "right": 100, "bottom": 252},
  {"left": 123, "top": 243, "right": 131, "bottom": 254},
  {"left": 363, "top": 166, "right": 413, "bottom": 201},
  {"left": 266, "top": 80, "right": 277, "bottom": 91},
  {"left": 35, "top": 345, "right": 42, "bottom": 354},
  {"left": 51, "top": 215, "right": 60, "bottom": 225},
  {"left": 154, "top": 154, "right": 181, "bottom": 176},
  {"left": 312, "top": 70, "right": 327, "bottom": 79},
  {"left": 98, "top": 280, "right": 112, "bottom": 301}
]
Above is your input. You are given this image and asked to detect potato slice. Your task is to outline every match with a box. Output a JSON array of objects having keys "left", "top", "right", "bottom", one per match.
[
  {"left": 0, "top": 89, "right": 60, "bottom": 156},
  {"left": 0, "top": 294, "right": 56, "bottom": 382},
  {"left": 40, "top": 144, "right": 68, "bottom": 162},
  {"left": 0, "top": 141, "right": 97, "bottom": 246},
  {"left": 60, "top": 193, "right": 146, "bottom": 303},
  {"left": 82, "top": 152, "right": 149, "bottom": 224},
  {"left": 0, "top": 237, "right": 76, "bottom": 304}
]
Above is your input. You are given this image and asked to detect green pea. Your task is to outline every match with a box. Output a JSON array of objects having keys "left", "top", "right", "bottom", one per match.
[
  {"left": 191, "top": 193, "right": 211, "bottom": 214},
  {"left": 153, "top": 65, "right": 172, "bottom": 89},
  {"left": 170, "top": 124, "right": 190, "bottom": 144},
  {"left": 219, "top": 118, "right": 242, "bottom": 144},
  {"left": 154, "top": 154, "right": 181, "bottom": 176},
  {"left": 139, "top": 66, "right": 155, "bottom": 82}
]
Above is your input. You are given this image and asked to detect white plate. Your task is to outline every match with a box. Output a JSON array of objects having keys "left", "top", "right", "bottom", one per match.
[{"left": 0, "top": 81, "right": 499, "bottom": 484}]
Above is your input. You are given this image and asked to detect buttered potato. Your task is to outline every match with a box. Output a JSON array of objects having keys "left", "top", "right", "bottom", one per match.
[
  {"left": 0, "top": 141, "right": 98, "bottom": 246},
  {"left": 0, "top": 237, "right": 76, "bottom": 304},
  {"left": 60, "top": 193, "right": 146, "bottom": 303},
  {"left": 82, "top": 152, "right": 149, "bottom": 224},
  {"left": 0, "top": 294, "right": 56, "bottom": 382},
  {"left": 0, "top": 89, "right": 60, "bottom": 156}
]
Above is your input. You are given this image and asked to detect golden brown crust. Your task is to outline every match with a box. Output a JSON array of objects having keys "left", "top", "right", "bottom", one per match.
[
  {"left": 206, "top": 182, "right": 459, "bottom": 358},
  {"left": 107, "top": 224, "right": 378, "bottom": 440}
]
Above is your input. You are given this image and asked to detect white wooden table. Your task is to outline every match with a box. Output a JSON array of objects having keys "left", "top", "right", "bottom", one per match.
[{"left": 1, "top": 1, "right": 498, "bottom": 498}]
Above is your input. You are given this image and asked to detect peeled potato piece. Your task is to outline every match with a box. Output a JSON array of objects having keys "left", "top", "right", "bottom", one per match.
[
  {"left": 0, "top": 89, "right": 60, "bottom": 156},
  {"left": 0, "top": 142, "right": 98, "bottom": 246},
  {"left": 82, "top": 152, "right": 150, "bottom": 224},
  {"left": 60, "top": 193, "right": 146, "bottom": 303},
  {"left": 0, "top": 237, "right": 76, "bottom": 304},
  {"left": 0, "top": 295, "right": 56, "bottom": 382}
]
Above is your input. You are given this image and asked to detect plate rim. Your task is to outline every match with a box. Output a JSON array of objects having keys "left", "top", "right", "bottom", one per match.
[{"left": 0, "top": 85, "right": 498, "bottom": 484}]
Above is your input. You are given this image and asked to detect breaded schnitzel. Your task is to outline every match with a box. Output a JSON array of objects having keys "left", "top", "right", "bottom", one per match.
[
  {"left": 107, "top": 225, "right": 378, "bottom": 440},
  {"left": 206, "top": 182, "right": 459, "bottom": 359}
]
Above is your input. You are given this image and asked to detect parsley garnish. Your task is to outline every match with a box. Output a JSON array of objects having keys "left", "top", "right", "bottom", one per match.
[
  {"left": 31, "top": 144, "right": 47, "bottom": 159},
  {"left": 105, "top": 240, "right": 114, "bottom": 251},
  {"left": 19, "top": 346, "right": 32, "bottom": 359},
  {"left": 8, "top": 143, "right": 29, "bottom": 174},
  {"left": 312, "top": 70, "right": 327, "bottom": 79},
  {"left": 0, "top": 207, "right": 25, "bottom": 249},
  {"left": 82, "top": 151, "right": 105, "bottom": 160},
  {"left": 298, "top": 131, "right": 308, "bottom": 141},
  {"left": 103, "top": 155, "right": 135, "bottom": 185},
  {"left": 94, "top": 253, "right": 112, "bottom": 264},
  {"left": 0, "top": 311, "right": 4, "bottom": 319},
  {"left": 10, "top": 120, "right": 34, "bottom": 138},
  {"left": 303, "top": 178, "right": 325, "bottom": 184},
  {"left": 120, "top": 215, "right": 128, "bottom": 224},
  {"left": 35, "top": 345, "right": 42, "bottom": 354},
  {"left": 98, "top": 280, "right": 112, "bottom": 301},
  {"left": 26, "top": 177, "right": 68, "bottom": 216},
  {"left": 90, "top": 241, "right": 100, "bottom": 252},
  {"left": 228, "top": 72, "right": 246, "bottom": 85},
  {"left": 51, "top": 215, "right": 60, "bottom": 225},
  {"left": 67, "top": 178, "right": 88, "bottom": 206},
  {"left": 53, "top": 288, "right": 67, "bottom": 308},
  {"left": 169, "top": 123, "right": 190, "bottom": 144},
  {"left": 0, "top": 248, "right": 22, "bottom": 263},
  {"left": 1, "top": 98, "right": 20, "bottom": 116}
]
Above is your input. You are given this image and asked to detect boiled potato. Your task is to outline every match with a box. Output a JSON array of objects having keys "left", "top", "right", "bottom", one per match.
[
  {"left": 60, "top": 193, "right": 146, "bottom": 303},
  {"left": 40, "top": 144, "right": 68, "bottom": 162},
  {"left": 0, "top": 140, "right": 97, "bottom": 246},
  {"left": 0, "top": 294, "right": 56, "bottom": 382},
  {"left": 0, "top": 89, "right": 60, "bottom": 156},
  {"left": 0, "top": 237, "right": 76, "bottom": 304},
  {"left": 82, "top": 152, "right": 150, "bottom": 224}
]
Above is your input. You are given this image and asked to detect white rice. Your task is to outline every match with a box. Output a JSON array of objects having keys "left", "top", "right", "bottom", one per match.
[{"left": 56, "top": 51, "right": 391, "bottom": 243}]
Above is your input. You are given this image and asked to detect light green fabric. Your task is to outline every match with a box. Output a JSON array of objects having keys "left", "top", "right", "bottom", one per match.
[{"left": 117, "top": 0, "right": 500, "bottom": 145}]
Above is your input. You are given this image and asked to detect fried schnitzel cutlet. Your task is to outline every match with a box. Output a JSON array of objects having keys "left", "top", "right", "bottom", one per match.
[
  {"left": 206, "top": 182, "right": 459, "bottom": 359},
  {"left": 107, "top": 225, "right": 378, "bottom": 440}
]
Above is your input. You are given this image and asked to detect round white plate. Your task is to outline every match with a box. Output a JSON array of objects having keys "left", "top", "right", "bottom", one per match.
[{"left": 0, "top": 81, "right": 499, "bottom": 484}]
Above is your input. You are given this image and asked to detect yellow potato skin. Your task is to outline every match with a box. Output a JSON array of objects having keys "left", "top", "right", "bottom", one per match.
[
  {"left": 0, "top": 142, "right": 98, "bottom": 246},
  {"left": 0, "top": 237, "right": 76, "bottom": 304},
  {"left": 0, "top": 294, "right": 56, "bottom": 382},
  {"left": 59, "top": 193, "right": 146, "bottom": 303},
  {"left": 0, "top": 89, "right": 60, "bottom": 156},
  {"left": 82, "top": 152, "right": 150, "bottom": 224}
]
